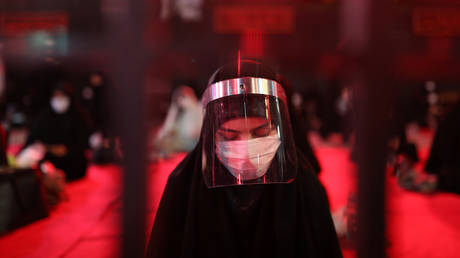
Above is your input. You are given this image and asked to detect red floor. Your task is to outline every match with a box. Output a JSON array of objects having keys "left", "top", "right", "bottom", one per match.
[{"left": 1, "top": 132, "right": 460, "bottom": 258}]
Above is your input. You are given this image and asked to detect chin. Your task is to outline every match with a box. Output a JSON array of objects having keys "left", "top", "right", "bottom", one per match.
[{"left": 230, "top": 169, "right": 267, "bottom": 181}]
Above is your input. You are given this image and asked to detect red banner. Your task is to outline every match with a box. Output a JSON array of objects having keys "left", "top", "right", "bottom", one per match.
[
  {"left": 213, "top": 6, "right": 295, "bottom": 34},
  {"left": 0, "top": 12, "right": 68, "bottom": 36},
  {"left": 413, "top": 8, "right": 460, "bottom": 37}
]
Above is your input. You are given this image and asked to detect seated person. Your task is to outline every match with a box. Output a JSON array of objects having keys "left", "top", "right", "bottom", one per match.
[
  {"left": 152, "top": 85, "right": 202, "bottom": 159},
  {"left": 393, "top": 99, "right": 460, "bottom": 194},
  {"left": 18, "top": 81, "right": 91, "bottom": 181},
  {"left": 146, "top": 60, "right": 342, "bottom": 258}
]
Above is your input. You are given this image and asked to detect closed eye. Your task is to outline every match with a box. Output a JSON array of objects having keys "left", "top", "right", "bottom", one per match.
[
  {"left": 251, "top": 123, "right": 272, "bottom": 137},
  {"left": 217, "top": 129, "right": 240, "bottom": 141}
]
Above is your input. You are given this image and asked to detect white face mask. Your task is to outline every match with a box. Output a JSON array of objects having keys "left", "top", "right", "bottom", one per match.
[
  {"left": 216, "top": 134, "right": 281, "bottom": 181},
  {"left": 50, "top": 96, "right": 70, "bottom": 114}
]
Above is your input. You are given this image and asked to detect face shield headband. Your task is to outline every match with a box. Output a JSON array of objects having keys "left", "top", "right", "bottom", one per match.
[{"left": 202, "top": 77, "right": 287, "bottom": 108}]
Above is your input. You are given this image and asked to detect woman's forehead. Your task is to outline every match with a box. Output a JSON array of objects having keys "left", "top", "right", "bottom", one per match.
[{"left": 220, "top": 117, "right": 268, "bottom": 130}]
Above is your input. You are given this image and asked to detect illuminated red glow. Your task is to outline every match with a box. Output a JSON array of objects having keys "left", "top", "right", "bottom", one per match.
[
  {"left": 0, "top": 12, "right": 68, "bottom": 36},
  {"left": 238, "top": 50, "right": 241, "bottom": 76},
  {"left": 1, "top": 137, "right": 460, "bottom": 258},
  {"left": 213, "top": 6, "right": 294, "bottom": 34},
  {"left": 240, "top": 31, "right": 265, "bottom": 59}
]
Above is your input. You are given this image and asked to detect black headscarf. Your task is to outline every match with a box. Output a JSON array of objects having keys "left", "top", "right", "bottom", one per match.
[{"left": 280, "top": 76, "right": 321, "bottom": 174}]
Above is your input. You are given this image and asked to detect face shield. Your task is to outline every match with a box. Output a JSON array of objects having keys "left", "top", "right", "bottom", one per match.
[{"left": 201, "top": 77, "right": 297, "bottom": 188}]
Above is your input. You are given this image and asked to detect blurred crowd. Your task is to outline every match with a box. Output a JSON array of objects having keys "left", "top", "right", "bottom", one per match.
[
  {"left": 0, "top": 67, "right": 119, "bottom": 209},
  {"left": 0, "top": 57, "right": 459, "bottom": 240}
]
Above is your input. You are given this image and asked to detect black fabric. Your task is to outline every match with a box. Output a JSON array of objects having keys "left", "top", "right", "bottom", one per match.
[
  {"left": 390, "top": 93, "right": 419, "bottom": 163},
  {"left": 0, "top": 125, "right": 8, "bottom": 166},
  {"left": 81, "top": 84, "right": 110, "bottom": 134},
  {"left": 287, "top": 98, "right": 321, "bottom": 174},
  {"left": 146, "top": 144, "right": 342, "bottom": 258},
  {"left": 425, "top": 101, "right": 460, "bottom": 194},
  {"left": 292, "top": 121, "right": 321, "bottom": 174},
  {"left": 280, "top": 76, "right": 321, "bottom": 175},
  {"left": 317, "top": 81, "right": 342, "bottom": 139},
  {"left": 23, "top": 104, "right": 91, "bottom": 181},
  {"left": 0, "top": 168, "right": 49, "bottom": 235}
]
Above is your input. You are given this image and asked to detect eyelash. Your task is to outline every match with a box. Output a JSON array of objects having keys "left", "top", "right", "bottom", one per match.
[
  {"left": 218, "top": 126, "right": 272, "bottom": 140},
  {"left": 218, "top": 131, "right": 238, "bottom": 141}
]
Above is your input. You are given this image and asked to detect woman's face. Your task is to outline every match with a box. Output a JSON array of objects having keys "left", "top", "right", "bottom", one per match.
[
  {"left": 215, "top": 116, "right": 281, "bottom": 181},
  {"left": 50, "top": 90, "right": 71, "bottom": 114},
  {"left": 216, "top": 117, "right": 276, "bottom": 141}
]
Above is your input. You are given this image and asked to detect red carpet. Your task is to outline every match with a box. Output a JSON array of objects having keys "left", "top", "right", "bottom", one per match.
[
  {"left": 0, "top": 165, "right": 122, "bottom": 258},
  {"left": 1, "top": 134, "right": 460, "bottom": 257}
]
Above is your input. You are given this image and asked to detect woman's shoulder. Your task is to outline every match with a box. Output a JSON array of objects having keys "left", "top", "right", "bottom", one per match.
[{"left": 166, "top": 149, "right": 200, "bottom": 184}]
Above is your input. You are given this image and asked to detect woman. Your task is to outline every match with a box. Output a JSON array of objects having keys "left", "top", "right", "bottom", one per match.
[
  {"left": 146, "top": 60, "right": 342, "bottom": 258},
  {"left": 21, "top": 81, "right": 91, "bottom": 181},
  {"left": 153, "top": 85, "right": 203, "bottom": 159}
]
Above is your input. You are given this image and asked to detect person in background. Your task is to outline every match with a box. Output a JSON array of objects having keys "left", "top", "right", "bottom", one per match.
[
  {"left": 280, "top": 76, "right": 321, "bottom": 174},
  {"left": 18, "top": 81, "right": 91, "bottom": 181},
  {"left": 82, "top": 71, "right": 118, "bottom": 164},
  {"left": 391, "top": 95, "right": 460, "bottom": 194},
  {"left": 420, "top": 100, "right": 460, "bottom": 194},
  {"left": 146, "top": 60, "right": 342, "bottom": 258},
  {"left": 318, "top": 81, "right": 350, "bottom": 143},
  {"left": 152, "top": 85, "right": 203, "bottom": 159}
]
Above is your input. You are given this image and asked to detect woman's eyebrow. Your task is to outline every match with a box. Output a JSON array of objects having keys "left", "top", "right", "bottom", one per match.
[
  {"left": 250, "top": 122, "right": 270, "bottom": 132},
  {"left": 218, "top": 127, "right": 241, "bottom": 133}
]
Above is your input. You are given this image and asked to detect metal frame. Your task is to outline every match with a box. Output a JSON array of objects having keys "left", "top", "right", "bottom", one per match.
[{"left": 202, "top": 77, "right": 287, "bottom": 107}]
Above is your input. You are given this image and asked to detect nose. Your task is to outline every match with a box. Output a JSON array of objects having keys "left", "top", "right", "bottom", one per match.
[{"left": 238, "top": 132, "right": 255, "bottom": 140}]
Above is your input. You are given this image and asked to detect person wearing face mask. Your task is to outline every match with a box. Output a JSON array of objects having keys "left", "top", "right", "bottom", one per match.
[
  {"left": 146, "top": 60, "right": 342, "bottom": 258},
  {"left": 19, "top": 81, "right": 92, "bottom": 181},
  {"left": 152, "top": 85, "right": 203, "bottom": 159}
]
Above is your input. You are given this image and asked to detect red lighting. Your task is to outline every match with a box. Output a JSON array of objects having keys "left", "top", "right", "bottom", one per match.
[
  {"left": 238, "top": 50, "right": 241, "bottom": 76},
  {"left": 0, "top": 12, "right": 68, "bottom": 36},
  {"left": 240, "top": 31, "right": 265, "bottom": 59},
  {"left": 413, "top": 8, "right": 460, "bottom": 37},
  {"left": 213, "top": 6, "right": 295, "bottom": 34}
]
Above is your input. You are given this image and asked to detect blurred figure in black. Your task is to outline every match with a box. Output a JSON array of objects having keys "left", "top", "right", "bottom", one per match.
[
  {"left": 422, "top": 100, "right": 460, "bottom": 194},
  {"left": 388, "top": 92, "right": 421, "bottom": 190},
  {"left": 81, "top": 72, "right": 107, "bottom": 129},
  {"left": 82, "top": 71, "right": 118, "bottom": 164},
  {"left": 318, "top": 81, "right": 353, "bottom": 144},
  {"left": 280, "top": 76, "right": 321, "bottom": 174},
  {"left": 19, "top": 81, "right": 91, "bottom": 181}
]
